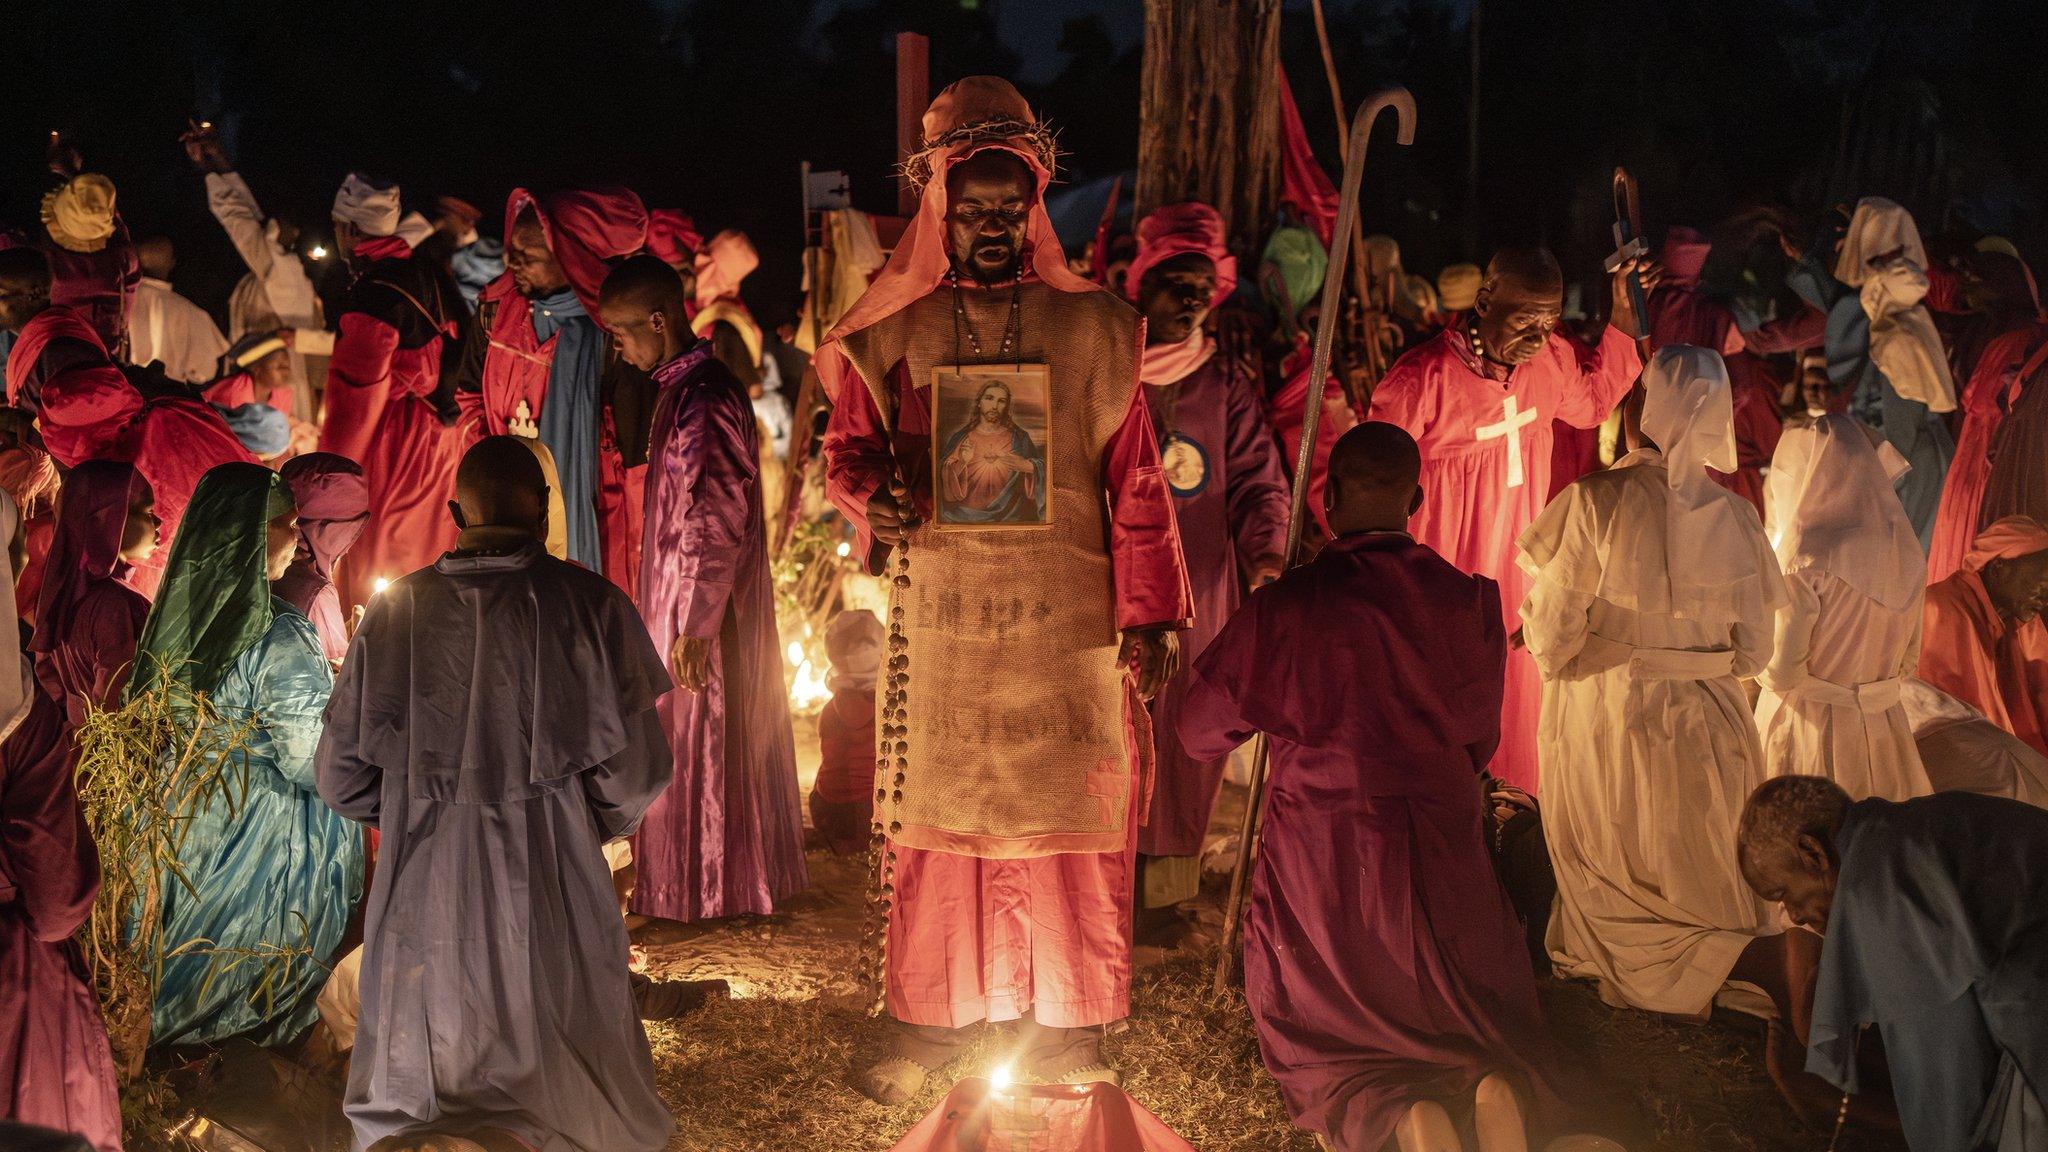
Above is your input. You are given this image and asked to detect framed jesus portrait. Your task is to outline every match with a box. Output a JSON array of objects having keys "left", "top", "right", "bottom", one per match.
[{"left": 930, "top": 363, "right": 1052, "bottom": 530}]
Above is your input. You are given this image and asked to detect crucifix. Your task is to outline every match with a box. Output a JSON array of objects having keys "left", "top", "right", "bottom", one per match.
[{"left": 1475, "top": 394, "right": 1538, "bottom": 488}]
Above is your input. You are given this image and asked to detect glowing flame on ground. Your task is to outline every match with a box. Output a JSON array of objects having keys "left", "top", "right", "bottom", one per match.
[
  {"left": 989, "top": 1065, "right": 1013, "bottom": 1092},
  {"left": 786, "top": 635, "right": 831, "bottom": 713}
]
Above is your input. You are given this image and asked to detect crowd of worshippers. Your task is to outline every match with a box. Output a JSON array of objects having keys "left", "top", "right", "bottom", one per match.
[{"left": 3, "top": 74, "right": 2047, "bottom": 1152}]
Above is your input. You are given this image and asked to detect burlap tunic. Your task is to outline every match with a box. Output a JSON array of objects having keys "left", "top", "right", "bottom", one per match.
[{"left": 838, "top": 282, "right": 1144, "bottom": 858}]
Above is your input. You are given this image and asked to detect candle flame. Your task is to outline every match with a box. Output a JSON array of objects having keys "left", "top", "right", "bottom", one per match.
[
  {"left": 310, "top": 244, "right": 329, "bottom": 260},
  {"left": 989, "top": 1065, "right": 1013, "bottom": 1092},
  {"left": 373, "top": 577, "right": 391, "bottom": 596},
  {"left": 836, "top": 541, "right": 852, "bottom": 558}
]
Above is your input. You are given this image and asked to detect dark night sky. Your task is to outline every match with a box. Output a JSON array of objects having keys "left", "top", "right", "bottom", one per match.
[{"left": 4, "top": 0, "right": 2040, "bottom": 329}]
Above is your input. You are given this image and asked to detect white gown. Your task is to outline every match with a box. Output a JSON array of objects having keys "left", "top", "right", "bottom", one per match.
[
  {"left": 1756, "top": 570, "right": 1932, "bottom": 799},
  {"left": 1522, "top": 460, "right": 1779, "bottom": 1015}
]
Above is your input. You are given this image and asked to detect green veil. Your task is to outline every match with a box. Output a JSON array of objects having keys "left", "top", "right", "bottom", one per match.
[{"left": 128, "top": 462, "right": 295, "bottom": 698}]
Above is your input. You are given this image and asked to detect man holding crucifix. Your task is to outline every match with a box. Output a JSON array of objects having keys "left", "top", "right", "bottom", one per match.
[
  {"left": 1369, "top": 245, "right": 1657, "bottom": 792},
  {"left": 819, "top": 76, "right": 1190, "bottom": 1102}
]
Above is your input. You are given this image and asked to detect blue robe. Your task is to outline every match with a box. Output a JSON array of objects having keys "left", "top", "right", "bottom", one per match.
[
  {"left": 1809, "top": 794, "right": 2048, "bottom": 1151},
  {"left": 147, "top": 600, "right": 360, "bottom": 1048},
  {"left": 1787, "top": 252, "right": 1953, "bottom": 546},
  {"left": 530, "top": 289, "right": 605, "bottom": 572}
]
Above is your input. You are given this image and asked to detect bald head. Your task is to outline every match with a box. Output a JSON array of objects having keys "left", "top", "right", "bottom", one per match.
[
  {"left": 1474, "top": 245, "right": 1564, "bottom": 367},
  {"left": 598, "top": 254, "right": 692, "bottom": 372},
  {"left": 1324, "top": 422, "right": 1423, "bottom": 536},
  {"left": 451, "top": 436, "right": 548, "bottom": 539}
]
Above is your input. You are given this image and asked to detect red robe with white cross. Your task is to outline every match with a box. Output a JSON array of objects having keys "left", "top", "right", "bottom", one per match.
[{"left": 1369, "top": 326, "right": 1639, "bottom": 791}]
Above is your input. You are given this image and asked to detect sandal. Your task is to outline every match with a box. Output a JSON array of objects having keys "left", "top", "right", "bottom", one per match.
[
  {"left": 858, "top": 1054, "right": 930, "bottom": 1105},
  {"left": 1053, "top": 1063, "right": 1121, "bottom": 1087}
]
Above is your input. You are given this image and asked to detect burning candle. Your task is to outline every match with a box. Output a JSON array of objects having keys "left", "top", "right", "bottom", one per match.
[{"left": 373, "top": 577, "right": 391, "bottom": 596}]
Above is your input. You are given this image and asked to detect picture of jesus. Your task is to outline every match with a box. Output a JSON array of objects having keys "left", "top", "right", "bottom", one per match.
[{"left": 932, "top": 368, "right": 1051, "bottom": 528}]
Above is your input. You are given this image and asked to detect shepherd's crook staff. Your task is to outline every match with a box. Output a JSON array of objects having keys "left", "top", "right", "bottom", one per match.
[{"left": 1214, "top": 87, "right": 1416, "bottom": 995}]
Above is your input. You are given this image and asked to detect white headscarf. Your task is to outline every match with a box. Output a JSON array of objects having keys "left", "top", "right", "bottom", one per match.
[
  {"left": 1766, "top": 414, "right": 1923, "bottom": 611},
  {"left": 1521, "top": 346, "right": 1785, "bottom": 627},
  {"left": 0, "top": 491, "right": 29, "bottom": 743},
  {"left": 332, "top": 172, "right": 402, "bottom": 238},
  {"left": 1834, "top": 197, "right": 1956, "bottom": 413}
]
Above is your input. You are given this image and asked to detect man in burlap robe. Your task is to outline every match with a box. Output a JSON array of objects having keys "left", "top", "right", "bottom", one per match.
[{"left": 821, "top": 77, "right": 1191, "bottom": 1102}]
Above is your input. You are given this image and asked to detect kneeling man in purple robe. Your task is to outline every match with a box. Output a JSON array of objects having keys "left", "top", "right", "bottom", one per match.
[
  {"left": 1178, "top": 422, "right": 1579, "bottom": 1152},
  {"left": 316, "top": 436, "right": 675, "bottom": 1152}
]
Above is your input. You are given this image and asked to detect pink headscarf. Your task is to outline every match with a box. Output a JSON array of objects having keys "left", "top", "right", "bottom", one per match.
[
  {"left": 279, "top": 453, "right": 370, "bottom": 584},
  {"left": 1124, "top": 202, "right": 1237, "bottom": 307},
  {"left": 501, "top": 187, "right": 649, "bottom": 314},
  {"left": 1660, "top": 225, "right": 1711, "bottom": 288},
  {"left": 647, "top": 209, "right": 702, "bottom": 268},
  {"left": 693, "top": 229, "right": 759, "bottom": 307},
  {"left": 1964, "top": 516, "right": 2048, "bottom": 573},
  {"left": 816, "top": 76, "right": 1094, "bottom": 404}
]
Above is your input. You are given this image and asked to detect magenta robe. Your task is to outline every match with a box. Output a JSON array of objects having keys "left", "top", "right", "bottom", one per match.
[
  {"left": 1929, "top": 326, "right": 2046, "bottom": 583},
  {"left": 1369, "top": 327, "right": 1639, "bottom": 791},
  {"left": 2, "top": 577, "right": 147, "bottom": 1152},
  {"left": 1139, "top": 352, "right": 1290, "bottom": 857},
  {"left": 1177, "top": 533, "right": 1571, "bottom": 1151},
  {"left": 826, "top": 360, "right": 1191, "bottom": 1031},
  {"left": 630, "top": 344, "right": 806, "bottom": 922}
]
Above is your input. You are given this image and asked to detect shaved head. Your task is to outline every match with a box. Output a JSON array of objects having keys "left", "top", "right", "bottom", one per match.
[
  {"left": 137, "top": 236, "right": 175, "bottom": 280},
  {"left": 453, "top": 435, "right": 548, "bottom": 536},
  {"left": 598, "top": 254, "right": 693, "bottom": 372},
  {"left": 1324, "top": 422, "right": 1423, "bottom": 536},
  {"left": 1485, "top": 245, "right": 1563, "bottom": 294}
]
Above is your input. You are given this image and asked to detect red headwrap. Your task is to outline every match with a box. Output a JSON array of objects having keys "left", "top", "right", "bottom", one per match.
[
  {"left": 816, "top": 76, "right": 1094, "bottom": 404},
  {"left": 1123, "top": 202, "right": 1237, "bottom": 307},
  {"left": 278, "top": 452, "right": 370, "bottom": 584},
  {"left": 1964, "top": 516, "right": 2048, "bottom": 572},
  {"left": 1661, "top": 225, "right": 1712, "bottom": 288},
  {"left": 5, "top": 304, "right": 106, "bottom": 409},
  {"left": 647, "top": 209, "right": 703, "bottom": 268},
  {"left": 1276, "top": 65, "right": 1339, "bottom": 248},
  {"left": 501, "top": 187, "right": 649, "bottom": 314},
  {"left": 32, "top": 459, "right": 142, "bottom": 659}
]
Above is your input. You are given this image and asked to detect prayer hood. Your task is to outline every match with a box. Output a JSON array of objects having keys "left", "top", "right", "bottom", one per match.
[
  {"left": 1767, "top": 414, "right": 1921, "bottom": 610},
  {"left": 1834, "top": 197, "right": 1957, "bottom": 412},
  {"left": 502, "top": 186, "right": 649, "bottom": 314}
]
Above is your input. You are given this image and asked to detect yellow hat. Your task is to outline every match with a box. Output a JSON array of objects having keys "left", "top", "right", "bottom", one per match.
[
  {"left": 1437, "top": 263, "right": 1482, "bottom": 311},
  {"left": 40, "top": 174, "right": 118, "bottom": 254}
]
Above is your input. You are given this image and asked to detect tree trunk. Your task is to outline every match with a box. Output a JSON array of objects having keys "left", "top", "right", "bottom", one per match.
[{"left": 1136, "top": 0, "right": 1283, "bottom": 253}]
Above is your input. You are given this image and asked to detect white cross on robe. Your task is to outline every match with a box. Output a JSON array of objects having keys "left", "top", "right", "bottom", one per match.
[{"left": 1475, "top": 394, "right": 1540, "bottom": 489}]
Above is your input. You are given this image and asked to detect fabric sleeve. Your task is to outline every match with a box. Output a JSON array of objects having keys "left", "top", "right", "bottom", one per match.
[
  {"left": 314, "top": 621, "right": 383, "bottom": 826},
  {"left": 204, "top": 172, "right": 277, "bottom": 284},
  {"left": 1731, "top": 363, "right": 1785, "bottom": 470},
  {"left": 1516, "top": 486, "right": 1598, "bottom": 677},
  {"left": 1468, "top": 578, "right": 1508, "bottom": 771},
  {"left": 0, "top": 704, "right": 101, "bottom": 942},
  {"left": 1103, "top": 384, "right": 1193, "bottom": 630},
  {"left": 1553, "top": 324, "right": 1644, "bottom": 429},
  {"left": 822, "top": 369, "right": 896, "bottom": 574},
  {"left": 1365, "top": 350, "right": 1434, "bottom": 439},
  {"left": 240, "top": 617, "right": 334, "bottom": 794},
  {"left": 584, "top": 703, "right": 674, "bottom": 841},
  {"left": 318, "top": 311, "right": 400, "bottom": 463},
  {"left": 1221, "top": 365, "right": 1293, "bottom": 573},
  {"left": 1174, "top": 593, "right": 1263, "bottom": 761},
  {"left": 1759, "top": 571, "right": 1823, "bottom": 694},
  {"left": 667, "top": 390, "right": 757, "bottom": 641},
  {"left": 1743, "top": 305, "right": 1829, "bottom": 357},
  {"left": 65, "top": 588, "right": 146, "bottom": 728},
  {"left": 1923, "top": 265, "right": 1964, "bottom": 314}
]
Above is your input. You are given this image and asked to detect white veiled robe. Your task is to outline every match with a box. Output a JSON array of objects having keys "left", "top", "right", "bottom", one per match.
[
  {"left": 1518, "top": 346, "right": 1784, "bottom": 1014},
  {"left": 1758, "top": 415, "right": 1931, "bottom": 800}
]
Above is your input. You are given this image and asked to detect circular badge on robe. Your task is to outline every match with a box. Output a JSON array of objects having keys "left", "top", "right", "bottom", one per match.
[{"left": 1161, "top": 433, "right": 1210, "bottom": 499}]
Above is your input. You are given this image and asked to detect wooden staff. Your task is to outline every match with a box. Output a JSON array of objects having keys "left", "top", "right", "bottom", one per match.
[
  {"left": 1215, "top": 87, "right": 1417, "bottom": 994},
  {"left": 1307, "top": 0, "right": 1383, "bottom": 414}
]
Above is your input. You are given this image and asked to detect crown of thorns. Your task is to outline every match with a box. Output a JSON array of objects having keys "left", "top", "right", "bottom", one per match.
[{"left": 901, "top": 117, "right": 1061, "bottom": 192}]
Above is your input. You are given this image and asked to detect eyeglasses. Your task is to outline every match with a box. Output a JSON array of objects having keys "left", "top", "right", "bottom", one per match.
[{"left": 949, "top": 205, "right": 1029, "bottom": 229}]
